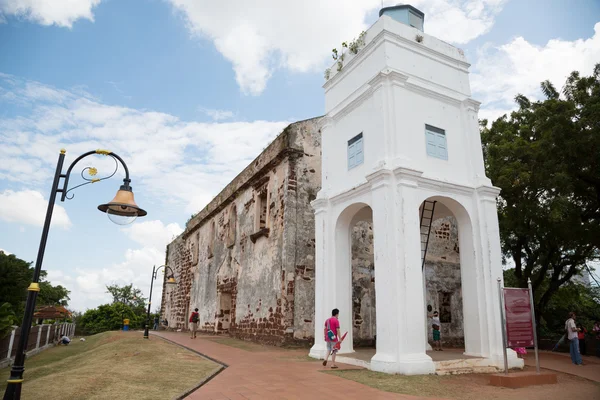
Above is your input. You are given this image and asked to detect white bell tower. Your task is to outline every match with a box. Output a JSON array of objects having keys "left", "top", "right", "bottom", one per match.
[{"left": 310, "top": 5, "right": 523, "bottom": 374}]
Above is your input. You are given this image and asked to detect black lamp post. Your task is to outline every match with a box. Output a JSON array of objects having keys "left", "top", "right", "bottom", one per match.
[
  {"left": 3, "top": 149, "right": 147, "bottom": 400},
  {"left": 143, "top": 265, "right": 176, "bottom": 339}
]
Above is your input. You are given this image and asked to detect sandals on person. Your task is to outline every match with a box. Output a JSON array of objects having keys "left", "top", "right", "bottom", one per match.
[
  {"left": 331, "top": 365, "right": 338, "bottom": 369},
  {"left": 322, "top": 360, "right": 327, "bottom": 366}
]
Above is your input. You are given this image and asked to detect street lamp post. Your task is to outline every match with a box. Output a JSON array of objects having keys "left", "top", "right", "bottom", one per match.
[
  {"left": 143, "top": 265, "right": 176, "bottom": 339},
  {"left": 3, "top": 149, "right": 147, "bottom": 400}
]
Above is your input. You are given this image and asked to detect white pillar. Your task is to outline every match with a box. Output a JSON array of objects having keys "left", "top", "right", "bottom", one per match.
[
  {"left": 475, "top": 187, "right": 523, "bottom": 369},
  {"left": 369, "top": 171, "right": 434, "bottom": 375},
  {"left": 6, "top": 328, "right": 16, "bottom": 360},
  {"left": 45, "top": 324, "right": 51, "bottom": 346},
  {"left": 36, "top": 326, "right": 42, "bottom": 349},
  {"left": 334, "top": 205, "right": 355, "bottom": 355},
  {"left": 309, "top": 199, "right": 331, "bottom": 359}
]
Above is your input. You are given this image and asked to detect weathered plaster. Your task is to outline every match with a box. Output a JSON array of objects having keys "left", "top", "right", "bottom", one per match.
[{"left": 161, "top": 117, "right": 322, "bottom": 345}]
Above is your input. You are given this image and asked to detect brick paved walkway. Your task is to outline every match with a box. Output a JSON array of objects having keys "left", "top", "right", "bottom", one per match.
[
  {"left": 152, "top": 332, "right": 440, "bottom": 400},
  {"left": 524, "top": 351, "right": 600, "bottom": 383}
]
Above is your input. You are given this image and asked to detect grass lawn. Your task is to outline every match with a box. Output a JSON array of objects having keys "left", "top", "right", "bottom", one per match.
[
  {"left": 0, "top": 331, "right": 221, "bottom": 400},
  {"left": 326, "top": 367, "right": 600, "bottom": 399}
]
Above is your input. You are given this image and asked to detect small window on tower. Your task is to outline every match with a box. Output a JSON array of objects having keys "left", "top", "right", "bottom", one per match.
[
  {"left": 425, "top": 124, "right": 447, "bottom": 160},
  {"left": 348, "top": 133, "right": 364, "bottom": 170},
  {"left": 408, "top": 10, "right": 423, "bottom": 31}
]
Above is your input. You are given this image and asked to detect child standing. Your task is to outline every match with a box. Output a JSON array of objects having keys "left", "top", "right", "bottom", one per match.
[{"left": 431, "top": 311, "right": 442, "bottom": 351}]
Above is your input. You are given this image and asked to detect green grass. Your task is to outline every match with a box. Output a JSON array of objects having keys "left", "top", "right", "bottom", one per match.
[
  {"left": 326, "top": 370, "right": 447, "bottom": 397},
  {"left": 0, "top": 331, "right": 221, "bottom": 400},
  {"left": 326, "top": 368, "right": 600, "bottom": 400}
]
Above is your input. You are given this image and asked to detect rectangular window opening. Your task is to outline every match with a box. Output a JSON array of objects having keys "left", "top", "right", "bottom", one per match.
[
  {"left": 425, "top": 124, "right": 447, "bottom": 160},
  {"left": 348, "top": 133, "right": 364, "bottom": 170}
]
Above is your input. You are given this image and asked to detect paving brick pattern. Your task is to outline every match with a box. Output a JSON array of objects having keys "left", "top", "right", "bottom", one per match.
[{"left": 152, "top": 332, "right": 438, "bottom": 400}]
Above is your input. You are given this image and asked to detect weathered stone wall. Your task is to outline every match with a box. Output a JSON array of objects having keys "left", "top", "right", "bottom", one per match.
[
  {"left": 286, "top": 121, "right": 321, "bottom": 342},
  {"left": 162, "top": 117, "right": 322, "bottom": 345},
  {"left": 351, "top": 221, "right": 376, "bottom": 346},
  {"left": 162, "top": 235, "right": 194, "bottom": 330},
  {"left": 424, "top": 216, "right": 464, "bottom": 346}
]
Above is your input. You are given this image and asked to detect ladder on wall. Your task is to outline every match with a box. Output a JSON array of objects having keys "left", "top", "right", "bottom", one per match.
[{"left": 420, "top": 200, "right": 437, "bottom": 269}]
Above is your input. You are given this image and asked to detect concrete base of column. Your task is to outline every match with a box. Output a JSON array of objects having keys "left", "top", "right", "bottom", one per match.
[
  {"left": 371, "top": 351, "right": 435, "bottom": 375},
  {"left": 309, "top": 343, "right": 327, "bottom": 359}
]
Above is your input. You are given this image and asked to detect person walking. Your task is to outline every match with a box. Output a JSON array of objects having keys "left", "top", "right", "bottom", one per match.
[
  {"left": 565, "top": 312, "right": 583, "bottom": 365},
  {"left": 189, "top": 308, "right": 199, "bottom": 339},
  {"left": 322, "top": 308, "right": 341, "bottom": 369},
  {"left": 153, "top": 316, "right": 159, "bottom": 330}
]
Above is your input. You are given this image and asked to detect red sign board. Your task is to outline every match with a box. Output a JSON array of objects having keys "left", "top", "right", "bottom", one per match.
[{"left": 503, "top": 288, "right": 534, "bottom": 347}]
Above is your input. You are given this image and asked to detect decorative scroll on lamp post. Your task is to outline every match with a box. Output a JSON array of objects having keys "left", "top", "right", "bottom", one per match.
[{"left": 3, "top": 149, "right": 147, "bottom": 400}]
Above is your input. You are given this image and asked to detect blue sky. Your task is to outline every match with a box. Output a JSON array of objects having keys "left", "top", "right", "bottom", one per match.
[{"left": 0, "top": 0, "right": 599, "bottom": 311}]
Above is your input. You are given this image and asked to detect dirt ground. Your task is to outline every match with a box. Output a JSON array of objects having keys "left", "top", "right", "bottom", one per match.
[{"left": 327, "top": 366, "right": 600, "bottom": 399}]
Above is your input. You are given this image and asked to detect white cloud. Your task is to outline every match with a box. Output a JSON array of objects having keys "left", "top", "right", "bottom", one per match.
[
  {"left": 0, "top": 74, "right": 289, "bottom": 311},
  {"left": 49, "top": 219, "right": 184, "bottom": 311},
  {"left": 472, "top": 22, "right": 600, "bottom": 122},
  {"left": 169, "top": 0, "right": 506, "bottom": 95},
  {"left": 198, "top": 107, "right": 235, "bottom": 121},
  {"left": 0, "top": 74, "right": 288, "bottom": 214},
  {"left": 0, "top": 0, "right": 101, "bottom": 28},
  {"left": 0, "top": 189, "right": 72, "bottom": 229},
  {"left": 121, "top": 220, "right": 183, "bottom": 252}
]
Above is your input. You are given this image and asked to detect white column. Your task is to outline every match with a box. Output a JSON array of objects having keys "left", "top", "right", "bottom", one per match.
[
  {"left": 334, "top": 208, "right": 353, "bottom": 355},
  {"left": 369, "top": 172, "right": 434, "bottom": 375},
  {"left": 36, "top": 326, "right": 42, "bottom": 349},
  {"left": 45, "top": 324, "right": 51, "bottom": 346},
  {"left": 475, "top": 187, "right": 522, "bottom": 369},
  {"left": 6, "top": 328, "right": 16, "bottom": 360},
  {"left": 309, "top": 200, "right": 330, "bottom": 359}
]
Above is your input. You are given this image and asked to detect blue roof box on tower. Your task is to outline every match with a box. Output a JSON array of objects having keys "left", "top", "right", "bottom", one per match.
[{"left": 379, "top": 4, "right": 425, "bottom": 31}]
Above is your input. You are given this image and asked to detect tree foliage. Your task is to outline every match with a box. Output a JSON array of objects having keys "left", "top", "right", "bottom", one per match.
[
  {"left": 0, "top": 303, "right": 17, "bottom": 339},
  {"left": 482, "top": 65, "right": 600, "bottom": 326},
  {"left": 77, "top": 283, "right": 148, "bottom": 335},
  {"left": 106, "top": 283, "right": 146, "bottom": 309},
  {"left": 0, "top": 251, "right": 71, "bottom": 319}
]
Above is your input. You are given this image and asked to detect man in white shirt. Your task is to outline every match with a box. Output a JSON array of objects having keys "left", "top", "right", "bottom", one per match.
[{"left": 565, "top": 312, "right": 583, "bottom": 365}]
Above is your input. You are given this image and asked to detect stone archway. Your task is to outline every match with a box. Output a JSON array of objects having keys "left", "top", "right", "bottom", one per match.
[
  {"left": 418, "top": 195, "right": 481, "bottom": 357},
  {"left": 332, "top": 202, "right": 375, "bottom": 354}
]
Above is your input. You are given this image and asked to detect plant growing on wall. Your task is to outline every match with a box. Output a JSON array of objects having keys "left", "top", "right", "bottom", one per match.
[{"left": 326, "top": 31, "right": 367, "bottom": 80}]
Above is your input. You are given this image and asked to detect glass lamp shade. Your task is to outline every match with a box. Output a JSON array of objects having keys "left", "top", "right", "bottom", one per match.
[
  {"left": 98, "top": 188, "right": 147, "bottom": 225},
  {"left": 166, "top": 277, "right": 177, "bottom": 285}
]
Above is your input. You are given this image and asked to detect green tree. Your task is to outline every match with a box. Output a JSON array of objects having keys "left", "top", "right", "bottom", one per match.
[
  {"left": 38, "top": 281, "right": 71, "bottom": 306},
  {"left": 482, "top": 65, "right": 600, "bottom": 325},
  {"left": 0, "top": 252, "right": 33, "bottom": 317},
  {"left": 106, "top": 283, "right": 146, "bottom": 309},
  {"left": 0, "top": 303, "right": 17, "bottom": 338},
  {"left": 0, "top": 251, "right": 71, "bottom": 319}
]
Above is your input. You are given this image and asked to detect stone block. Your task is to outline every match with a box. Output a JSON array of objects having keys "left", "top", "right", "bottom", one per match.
[{"left": 489, "top": 371, "right": 557, "bottom": 388}]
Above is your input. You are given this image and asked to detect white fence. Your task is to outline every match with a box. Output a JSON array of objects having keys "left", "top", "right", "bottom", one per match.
[{"left": 0, "top": 323, "right": 76, "bottom": 368}]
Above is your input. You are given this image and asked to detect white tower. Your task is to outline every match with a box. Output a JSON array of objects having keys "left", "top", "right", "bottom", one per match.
[{"left": 310, "top": 5, "right": 522, "bottom": 374}]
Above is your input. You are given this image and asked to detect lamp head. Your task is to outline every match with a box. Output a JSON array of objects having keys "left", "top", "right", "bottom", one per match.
[
  {"left": 98, "top": 180, "right": 147, "bottom": 225},
  {"left": 166, "top": 276, "right": 177, "bottom": 285}
]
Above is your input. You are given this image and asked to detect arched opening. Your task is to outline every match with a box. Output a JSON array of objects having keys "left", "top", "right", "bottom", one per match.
[
  {"left": 418, "top": 196, "right": 480, "bottom": 357},
  {"left": 333, "top": 202, "right": 375, "bottom": 354}
]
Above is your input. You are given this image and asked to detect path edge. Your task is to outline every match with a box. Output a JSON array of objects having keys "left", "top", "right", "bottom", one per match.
[{"left": 151, "top": 333, "right": 229, "bottom": 399}]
